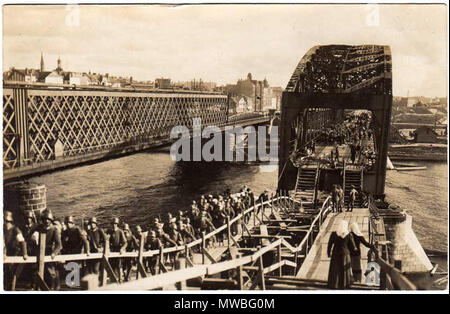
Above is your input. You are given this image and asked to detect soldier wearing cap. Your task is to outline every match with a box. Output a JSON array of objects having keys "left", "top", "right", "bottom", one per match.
[
  {"left": 132, "top": 225, "right": 144, "bottom": 249},
  {"left": 167, "top": 223, "right": 184, "bottom": 262},
  {"left": 62, "top": 216, "right": 90, "bottom": 255},
  {"left": 87, "top": 217, "right": 107, "bottom": 275},
  {"left": 23, "top": 211, "right": 36, "bottom": 237},
  {"left": 3, "top": 211, "right": 28, "bottom": 290},
  {"left": 247, "top": 188, "right": 255, "bottom": 208},
  {"left": 122, "top": 223, "right": 136, "bottom": 282},
  {"left": 31, "top": 209, "right": 62, "bottom": 290},
  {"left": 155, "top": 225, "right": 177, "bottom": 248},
  {"left": 145, "top": 230, "right": 162, "bottom": 275},
  {"left": 150, "top": 217, "right": 162, "bottom": 232},
  {"left": 107, "top": 217, "right": 127, "bottom": 283},
  {"left": 164, "top": 213, "right": 176, "bottom": 233},
  {"left": 184, "top": 218, "right": 197, "bottom": 240},
  {"left": 257, "top": 189, "right": 270, "bottom": 215},
  {"left": 23, "top": 211, "right": 38, "bottom": 255}
]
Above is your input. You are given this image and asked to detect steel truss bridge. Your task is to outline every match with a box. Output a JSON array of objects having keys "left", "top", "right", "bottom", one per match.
[
  {"left": 3, "top": 82, "right": 270, "bottom": 180},
  {"left": 278, "top": 45, "right": 392, "bottom": 197}
]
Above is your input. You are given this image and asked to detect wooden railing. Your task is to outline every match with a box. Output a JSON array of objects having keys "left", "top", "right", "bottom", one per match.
[
  {"left": 95, "top": 195, "right": 332, "bottom": 290},
  {"left": 4, "top": 193, "right": 298, "bottom": 289}
]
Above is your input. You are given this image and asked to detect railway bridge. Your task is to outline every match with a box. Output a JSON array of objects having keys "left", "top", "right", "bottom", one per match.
[
  {"left": 278, "top": 44, "right": 392, "bottom": 198},
  {"left": 2, "top": 82, "right": 270, "bottom": 180}
]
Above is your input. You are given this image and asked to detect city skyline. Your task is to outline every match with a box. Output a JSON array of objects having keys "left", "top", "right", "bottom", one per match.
[{"left": 3, "top": 4, "right": 447, "bottom": 97}]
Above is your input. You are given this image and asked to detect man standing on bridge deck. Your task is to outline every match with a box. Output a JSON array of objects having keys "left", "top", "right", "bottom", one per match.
[
  {"left": 122, "top": 223, "right": 137, "bottom": 282},
  {"left": 87, "top": 217, "right": 106, "bottom": 276},
  {"left": 257, "top": 190, "right": 270, "bottom": 215},
  {"left": 347, "top": 186, "right": 358, "bottom": 212},
  {"left": 145, "top": 230, "right": 162, "bottom": 275},
  {"left": 62, "top": 215, "right": 90, "bottom": 278},
  {"left": 31, "top": 210, "right": 62, "bottom": 290},
  {"left": 4, "top": 211, "right": 28, "bottom": 291},
  {"left": 62, "top": 216, "right": 90, "bottom": 255},
  {"left": 107, "top": 217, "right": 127, "bottom": 283}
]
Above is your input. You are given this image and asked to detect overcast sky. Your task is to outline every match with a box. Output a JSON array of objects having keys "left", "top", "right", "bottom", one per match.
[{"left": 2, "top": 4, "right": 447, "bottom": 97}]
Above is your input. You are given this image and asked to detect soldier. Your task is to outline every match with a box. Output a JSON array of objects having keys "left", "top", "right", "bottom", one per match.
[
  {"left": 122, "top": 223, "right": 137, "bottom": 282},
  {"left": 247, "top": 188, "right": 255, "bottom": 208},
  {"left": 3, "top": 211, "right": 28, "bottom": 291},
  {"left": 199, "top": 211, "right": 216, "bottom": 248},
  {"left": 168, "top": 223, "right": 184, "bottom": 246},
  {"left": 177, "top": 220, "right": 195, "bottom": 243},
  {"left": 150, "top": 217, "right": 163, "bottom": 232},
  {"left": 176, "top": 210, "right": 186, "bottom": 223},
  {"left": 155, "top": 226, "right": 177, "bottom": 265},
  {"left": 183, "top": 218, "right": 197, "bottom": 241},
  {"left": 62, "top": 216, "right": 90, "bottom": 255},
  {"left": 257, "top": 190, "right": 270, "bottom": 215},
  {"left": 168, "top": 223, "right": 184, "bottom": 262},
  {"left": 164, "top": 213, "right": 176, "bottom": 233},
  {"left": 32, "top": 210, "right": 62, "bottom": 290},
  {"left": 199, "top": 195, "right": 207, "bottom": 210},
  {"left": 23, "top": 211, "right": 38, "bottom": 254},
  {"left": 156, "top": 224, "right": 177, "bottom": 247},
  {"left": 133, "top": 225, "right": 144, "bottom": 249},
  {"left": 145, "top": 230, "right": 162, "bottom": 275},
  {"left": 86, "top": 217, "right": 106, "bottom": 276},
  {"left": 107, "top": 218, "right": 127, "bottom": 283},
  {"left": 347, "top": 186, "right": 358, "bottom": 212}
]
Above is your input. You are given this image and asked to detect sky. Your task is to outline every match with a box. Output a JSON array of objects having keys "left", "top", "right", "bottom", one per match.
[{"left": 2, "top": 4, "right": 447, "bottom": 97}]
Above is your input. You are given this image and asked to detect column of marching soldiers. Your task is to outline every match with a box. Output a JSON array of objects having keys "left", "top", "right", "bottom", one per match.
[{"left": 4, "top": 185, "right": 271, "bottom": 290}]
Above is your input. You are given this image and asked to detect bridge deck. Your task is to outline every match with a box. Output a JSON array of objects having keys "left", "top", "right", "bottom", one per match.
[{"left": 296, "top": 208, "right": 371, "bottom": 283}]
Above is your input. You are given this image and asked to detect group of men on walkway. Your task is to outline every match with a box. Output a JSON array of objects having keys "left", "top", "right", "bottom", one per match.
[
  {"left": 331, "top": 185, "right": 358, "bottom": 213},
  {"left": 3, "top": 185, "right": 271, "bottom": 290}
]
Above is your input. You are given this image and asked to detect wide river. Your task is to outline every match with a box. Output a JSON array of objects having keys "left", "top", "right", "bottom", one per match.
[{"left": 32, "top": 148, "right": 447, "bottom": 254}]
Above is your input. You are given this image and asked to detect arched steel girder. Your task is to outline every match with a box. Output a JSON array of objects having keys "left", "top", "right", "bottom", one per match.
[{"left": 279, "top": 45, "right": 393, "bottom": 198}]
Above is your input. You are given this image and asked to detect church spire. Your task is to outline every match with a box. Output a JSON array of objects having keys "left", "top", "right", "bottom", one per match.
[
  {"left": 57, "top": 54, "right": 62, "bottom": 71},
  {"left": 40, "top": 52, "right": 45, "bottom": 72}
]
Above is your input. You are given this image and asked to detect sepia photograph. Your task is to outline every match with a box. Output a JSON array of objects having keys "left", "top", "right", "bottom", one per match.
[{"left": 1, "top": 1, "right": 448, "bottom": 298}]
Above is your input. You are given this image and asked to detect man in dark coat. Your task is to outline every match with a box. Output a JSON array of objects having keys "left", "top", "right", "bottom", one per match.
[
  {"left": 62, "top": 216, "right": 89, "bottom": 255},
  {"left": 87, "top": 217, "right": 106, "bottom": 275},
  {"left": 31, "top": 210, "right": 62, "bottom": 290},
  {"left": 145, "top": 230, "right": 162, "bottom": 275},
  {"left": 107, "top": 217, "right": 127, "bottom": 283},
  {"left": 3, "top": 211, "right": 28, "bottom": 290}
]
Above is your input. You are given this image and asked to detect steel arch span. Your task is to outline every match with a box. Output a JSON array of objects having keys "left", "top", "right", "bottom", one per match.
[{"left": 278, "top": 45, "right": 393, "bottom": 197}]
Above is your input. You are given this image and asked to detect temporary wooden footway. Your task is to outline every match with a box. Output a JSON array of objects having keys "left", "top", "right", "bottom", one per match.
[{"left": 296, "top": 208, "right": 371, "bottom": 283}]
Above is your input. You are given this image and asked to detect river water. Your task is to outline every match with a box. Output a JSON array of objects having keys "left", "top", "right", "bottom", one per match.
[{"left": 32, "top": 148, "right": 447, "bottom": 254}]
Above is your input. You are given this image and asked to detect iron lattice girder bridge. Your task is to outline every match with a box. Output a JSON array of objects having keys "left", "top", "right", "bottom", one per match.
[
  {"left": 279, "top": 45, "right": 393, "bottom": 197},
  {"left": 3, "top": 82, "right": 269, "bottom": 179},
  {"left": 285, "top": 45, "right": 392, "bottom": 94}
]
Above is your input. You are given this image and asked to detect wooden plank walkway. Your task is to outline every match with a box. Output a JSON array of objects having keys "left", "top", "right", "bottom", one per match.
[{"left": 296, "top": 208, "right": 371, "bottom": 283}]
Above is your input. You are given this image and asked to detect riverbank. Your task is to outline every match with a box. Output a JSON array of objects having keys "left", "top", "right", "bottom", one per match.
[{"left": 388, "top": 143, "right": 447, "bottom": 161}]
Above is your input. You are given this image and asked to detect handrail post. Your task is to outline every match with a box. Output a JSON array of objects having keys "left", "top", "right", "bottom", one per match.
[
  {"left": 278, "top": 243, "right": 282, "bottom": 277},
  {"left": 184, "top": 244, "right": 189, "bottom": 263},
  {"left": 136, "top": 233, "right": 145, "bottom": 280},
  {"left": 271, "top": 194, "right": 274, "bottom": 216},
  {"left": 201, "top": 231, "right": 206, "bottom": 264},
  {"left": 37, "top": 232, "right": 46, "bottom": 282},
  {"left": 101, "top": 239, "right": 110, "bottom": 286},
  {"left": 261, "top": 199, "right": 264, "bottom": 223},
  {"left": 226, "top": 216, "right": 231, "bottom": 252},
  {"left": 237, "top": 253, "right": 244, "bottom": 290},
  {"left": 258, "top": 254, "right": 265, "bottom": 290}
]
